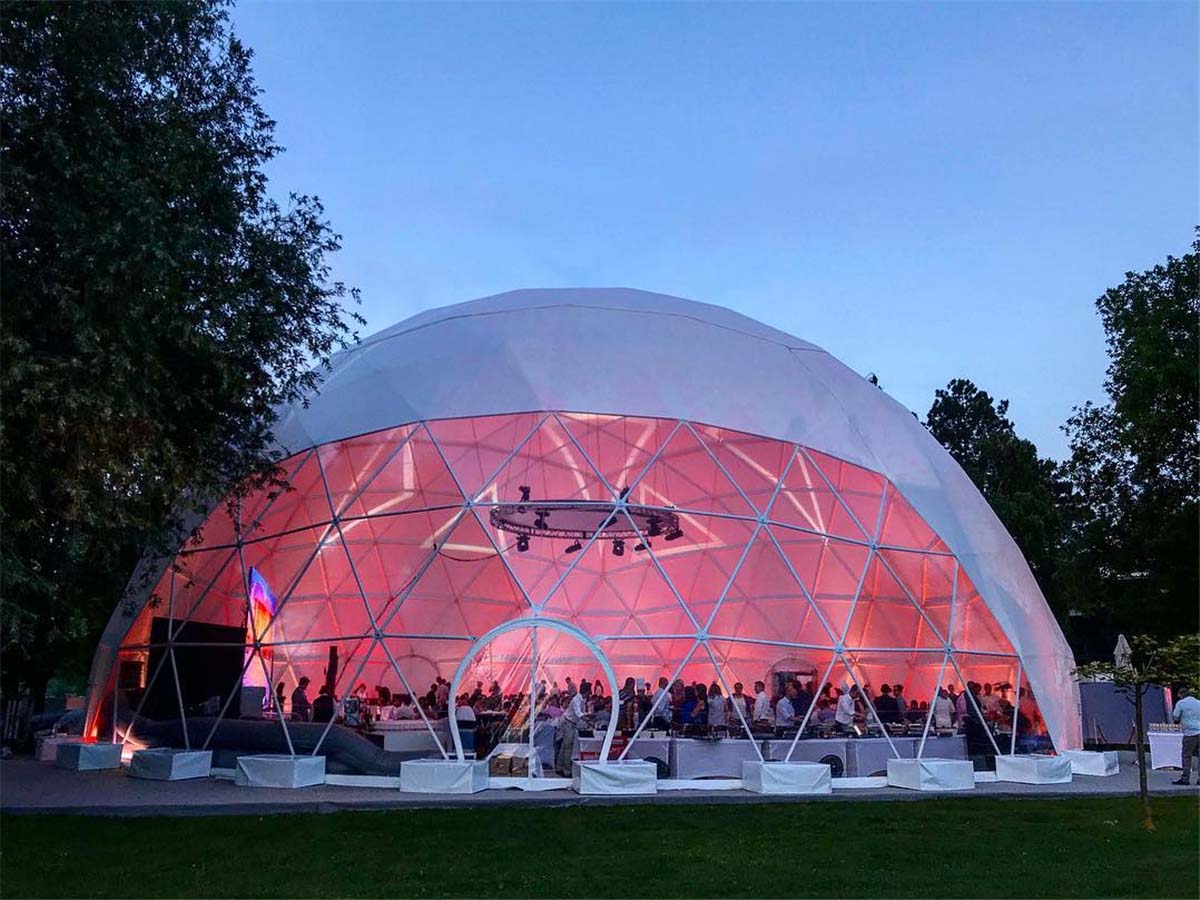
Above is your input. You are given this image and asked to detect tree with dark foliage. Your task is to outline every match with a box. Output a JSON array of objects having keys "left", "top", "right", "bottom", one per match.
[
  {"left": 1059, "top": 237, "right": 1198, "bottom": 655},
  {"left": 925, "top": 379, "right": 1068, "bottom": 613},
  {"left": 1, "top": 1, "right": 361, "bottom": 707}
]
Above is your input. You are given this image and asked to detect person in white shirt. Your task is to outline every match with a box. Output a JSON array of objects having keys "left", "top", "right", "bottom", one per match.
[
  {"left": 1171, "top": 687, "right": 1200, "bottom": 785},
  {"left": 752, "top": 680, "right": 774, "bottom": 726},
  {"left": 707, "top": 682, "right": 729, "bottom": 728},
  {"left": 933, "top": 688, "right": 954, "bottom": 730},
  {"left": 775, "top": 684, "right": 797, "bottom": 727},
  {"left": 556, "top": 682, "right": 590, "bottom": 776},
  {"left": 979, "top": 683, "right": 1001, "bottom": 721},
  {"left": 834, "top": 687, "right": 856, "bottom": 732}
]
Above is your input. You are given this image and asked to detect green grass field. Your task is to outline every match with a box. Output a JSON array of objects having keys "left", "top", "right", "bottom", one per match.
[{"left": 2, "top": 796, "right": 1197, "bottom": 898}]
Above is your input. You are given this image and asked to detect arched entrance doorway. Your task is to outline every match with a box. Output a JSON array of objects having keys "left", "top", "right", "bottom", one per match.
[{"left": 447, "top": 617, "right": 622, "bottom": 771}]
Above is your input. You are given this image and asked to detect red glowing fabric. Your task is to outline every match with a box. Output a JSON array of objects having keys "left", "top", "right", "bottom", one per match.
[{"left": 100, "top": 412, "right": 1033, "bottom": 736}]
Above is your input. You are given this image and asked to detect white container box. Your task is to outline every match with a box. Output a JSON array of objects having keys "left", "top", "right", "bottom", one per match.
[
  {"left": 886, "top": 757, "right": 975, "bottom": 792},
  {"left": 36, "top": 734, "right": 82, "bottom": 763},
  {"left": 994, "top": 753, "right": 1073, "bottom": 785},
  {"left": 56, "top": 741, "right": 123, "bottom": 771},
  {"left": 234, "top": 754, "right": 325, "bottom": 788},
  {"left": 1058, "top": 749, "right": 1119, "bottom": 777},
  {"left": 742, "top": 760, "right": 832, "bottom": 795},
  {"left": 400, "top": 758, "right": 489, "bottom": 794},
  {"left": 128, "top": 749, "right": 213, "bottom": 781},
  {"left": 573, "top": 759, "right": 658, "bottom": 795}
]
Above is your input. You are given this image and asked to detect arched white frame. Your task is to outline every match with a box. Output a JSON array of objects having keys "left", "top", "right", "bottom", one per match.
[{"left": 447, "top": 616, "right": 621, "bottom": 767}]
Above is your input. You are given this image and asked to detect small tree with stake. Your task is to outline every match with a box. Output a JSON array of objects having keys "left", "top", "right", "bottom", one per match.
[{"left": 1074, "top": 634, "right": 1199, "bottom": 832}]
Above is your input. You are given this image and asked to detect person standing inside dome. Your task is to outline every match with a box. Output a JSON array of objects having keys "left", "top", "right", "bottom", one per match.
[
  {"left": 290, "top": 677, "right": 312, "bottom": 722},
  {"left": 892, "top": 684, "right": 907, "bottom": 716},
  {"left": 752, "top": 680, "right": 774, "bottom": 727},
  {"left": 775, "top": 683, "right": 797, "bottom": 728},
  {"left": 650, "top": 676, "right": 671, "bottom": 729},
  {"left": 934, "top": 688, "right": 954, "bottom": 730},
  {"left": 707, "top": 682, "right": 728, "bottom": 730},
  {"left": 312, "top": 684, "right": 335, "bottom": 723},
  {"left": 834, "top": 687, "right": 855, "bottom": 733},
  {"left": 729, "top": 682, "right": 749, "bottom": 724},
  {"left": 556, "top": 680, "right": 590, "bottom": 776},
  {"left": 874, "top": 684, "right": 900, "bottom": 724},
  {"left": 677, "top": 685, "right": 698, "bottom": 725},
  {"left": 692, "top": 682, "right": 708, "bottom": 725}
]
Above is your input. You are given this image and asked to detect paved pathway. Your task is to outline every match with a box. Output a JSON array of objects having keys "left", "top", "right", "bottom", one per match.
[{"left": 2, "top": 752, "right": 1196, "bottom": 817}]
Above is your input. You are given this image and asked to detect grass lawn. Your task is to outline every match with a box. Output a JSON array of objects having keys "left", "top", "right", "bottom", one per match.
[{"left": 1, "top": 796, "right": 1197, "bottom": 898}]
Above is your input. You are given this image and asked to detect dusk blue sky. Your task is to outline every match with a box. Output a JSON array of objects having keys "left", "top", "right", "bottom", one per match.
[{"left": 232, "top": 1, "right": 1197, "bottom": 459}]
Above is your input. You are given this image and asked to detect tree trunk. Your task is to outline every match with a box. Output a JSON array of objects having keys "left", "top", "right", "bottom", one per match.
[{"left": 1134, "top": 685, "right": 1155, "bottom": 832}]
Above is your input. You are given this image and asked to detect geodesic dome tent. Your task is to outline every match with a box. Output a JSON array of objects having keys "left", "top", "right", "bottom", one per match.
[{"left": 85, "top": 288, "right": 1080, "bottom": 764}]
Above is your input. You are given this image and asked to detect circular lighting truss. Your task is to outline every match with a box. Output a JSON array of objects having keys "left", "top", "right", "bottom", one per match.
[{"left": 488, "top": 501, "right": 683, "bottom": 542}]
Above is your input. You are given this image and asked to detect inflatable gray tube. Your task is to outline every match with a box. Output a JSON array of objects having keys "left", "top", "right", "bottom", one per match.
[{"left": 128, "top": 714, "right": 427, "bottom": 775}]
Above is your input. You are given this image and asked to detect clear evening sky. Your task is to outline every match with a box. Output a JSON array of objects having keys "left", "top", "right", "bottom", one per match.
[{"left": 232, "top": 1, "right": 1197, "bottom": 459}]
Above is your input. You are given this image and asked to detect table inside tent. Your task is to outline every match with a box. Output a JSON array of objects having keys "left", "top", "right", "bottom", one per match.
[
  {"left": 370, "top": 719, "right": 447, "bottom": 754},
  {"left": 669, "top": 738, "right": 763, "bottom": 779},
  {"left": 576, "top": 734, "right": 968, "bottom": 779},
  {"left": 762, "top": 735, "right": 966, "bottom": 776}
]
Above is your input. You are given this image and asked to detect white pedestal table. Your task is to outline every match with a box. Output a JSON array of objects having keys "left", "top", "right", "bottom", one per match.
[
  {"left": 129, "top": 749, "right": 213, "bottom": 781},
  {"left": 742, "top": 760, "right": 832, "bottom": 795},
  {"left": 400, "top": 758, "right": 488, "bottom": 794},
  {"left": 234, "top": 754, "right": 325, "bottom": 788},
  {"left": 886, "top": 757, "right": 975, "bottom": 792}
]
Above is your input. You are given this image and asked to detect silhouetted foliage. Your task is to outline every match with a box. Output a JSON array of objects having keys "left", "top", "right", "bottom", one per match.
[
  {"left": 1, "top": 1, "right": 360, "bottom": 705},
  {"left": 928, "top": 235, "right": 1198, "bottom": 660},
  {"left": 925, "top": 379, "right": 1068, "bottom": 612},
  {"left": 1059, "top": 236, "right": 1199, "bottom": 652}
]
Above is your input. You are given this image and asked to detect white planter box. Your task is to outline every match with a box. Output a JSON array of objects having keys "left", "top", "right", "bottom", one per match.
[
  {"left": 886, "top": 757, "right": 975, "bottom": 792},
  {"left": 742, "top": 760, "right": 832, "bottom": 795},
  {"left": 573, "top": 760, "right": 658, "bottom": 795},
  {"left": 400, "top": 759, "right": 488, "bottom": 794},
  {"left": 56, "top": 741, "right": 123, "bottom": 771},
  {"left": 994, "top": 753, "right": 1072, "bottom": 785},
  {"left": 36, "top": 735, "right": 82, "bottom": 763},
  {"left": 234, "top": 754, "right": 325, "bottom": 788},
  {"left": 1058, "top": 749, "right": 1119, "bottom": 777},
  {"left": 128, "top": 749, "right": 213, "bottom": 781}
]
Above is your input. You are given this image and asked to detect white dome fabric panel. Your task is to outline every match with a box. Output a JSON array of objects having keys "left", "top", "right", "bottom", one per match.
[{"left": 271, "top": 288, "right": 1080, "bottom": 750}]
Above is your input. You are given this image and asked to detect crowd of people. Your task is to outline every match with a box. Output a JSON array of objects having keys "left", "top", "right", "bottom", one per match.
[
  {"left": 273, "top": 670, "right": 1044, "bottom": 753},
  {"left": 266, "top": 667, "right": 1052, "bottom": 778}
]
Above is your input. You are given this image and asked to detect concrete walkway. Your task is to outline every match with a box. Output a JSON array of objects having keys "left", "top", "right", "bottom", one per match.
[{"left": 2, "top": 752, "right": 1196, "bottom": 817}]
